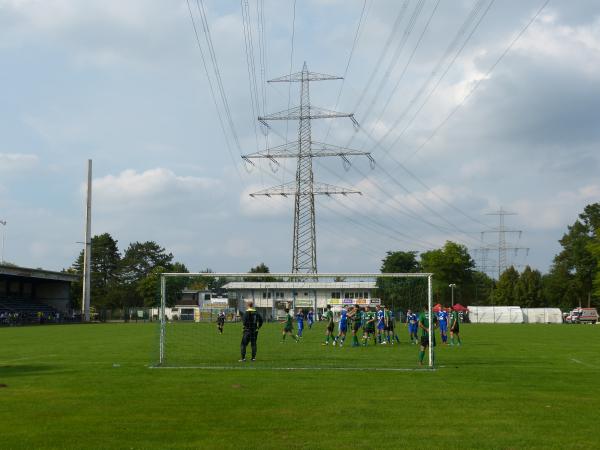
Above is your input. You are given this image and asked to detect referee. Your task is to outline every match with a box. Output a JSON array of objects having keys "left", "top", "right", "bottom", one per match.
[{"left": 239, "top": 301, "right": 263, "bottom": 362}]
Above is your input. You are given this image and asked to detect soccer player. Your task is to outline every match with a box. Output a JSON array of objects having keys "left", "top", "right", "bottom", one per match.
[
  {"left": 281, "top": 308, "right": 299, "bottom": 343},
  {"left": 333, "top": 306, "right": 348, "bottom": 347},
  {"left": 322, "top": 305, "right": 335, "bottom": 345},
  {"left": 307, "top": 309, "right": 315, "bottom": 329},
  {"left": 385, "top": 305, "right": 400, "bottom": 344},
  {"left": 348, "top": 305, "right": 362, "bottom": 347},
  {"left": 240, "top": 301, "right": 263, "bottom": 362},
  {"left": 450, "top": 308, "right": 462, "bottom": 346},
  {"left": 418, "top": 306, "right": 438, "bottom": 366},
  {"left": 296, "top": 309, "right": 305, "bottom": 338},
  {"left": 437, "top": 307, "right": 448, "bottom": 344},
  {"left": 375, "top": 305, "right": 386, "bottom": 344},
  {"left": 217, "top": 310, "right": 225, "bottom": 334},
  {"left": 407, "top": 309, "right": 418, "bottom": 344},
  {"left": 362, "top": 307, "right": 377, "bottom": 346}
]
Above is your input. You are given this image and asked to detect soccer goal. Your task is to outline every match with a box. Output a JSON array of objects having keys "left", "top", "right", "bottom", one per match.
[{"left": 153, "top": 272, "right": 434, "bottom": 370}]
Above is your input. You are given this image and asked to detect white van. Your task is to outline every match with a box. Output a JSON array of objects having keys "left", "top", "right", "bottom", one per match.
[{"left": 566, "top": 308, "right": 599, "bottom": 324}]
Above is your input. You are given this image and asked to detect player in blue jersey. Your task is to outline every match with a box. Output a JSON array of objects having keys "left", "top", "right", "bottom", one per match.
[
  {"left": 333, "top": 306, "right": 348, "bottom": 347},
  {"left": 375, "top": 305, "right": 386, "bottom": 344},
  {"left": 296, "top": 309, "right": 305, "bottom": 338},
  {"left": 307, "top": 309, "right": 315, "bottom": 329},
  {"left": 437, "top": 308, "right": 449, "bottom": 344},
  {"left": 407, "top": 309, "right": 419, "bottom": 344}
]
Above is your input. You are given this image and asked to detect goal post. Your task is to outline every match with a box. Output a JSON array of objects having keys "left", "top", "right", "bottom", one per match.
[{"left": 156, "top": 272, "right": 434, "bottom": 369}]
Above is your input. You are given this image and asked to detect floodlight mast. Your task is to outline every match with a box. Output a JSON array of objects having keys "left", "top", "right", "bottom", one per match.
[{"left": 243, "top": 62, "right": 373, "bottom": 274}]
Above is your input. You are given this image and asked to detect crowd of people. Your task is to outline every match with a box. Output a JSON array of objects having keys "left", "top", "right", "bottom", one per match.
[{"left": 233, "top": 301, "right": 463, "bottom": 364}]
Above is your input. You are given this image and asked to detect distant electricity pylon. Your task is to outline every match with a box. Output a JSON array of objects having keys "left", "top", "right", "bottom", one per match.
[
  {"left": 243, "top": 62, "right": 373, "bottom": 274},
  {"left": 478, "top": 207, "right": 529, "bottom": 279}
]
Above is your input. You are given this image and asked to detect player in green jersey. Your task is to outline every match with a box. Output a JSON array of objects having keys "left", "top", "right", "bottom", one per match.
[
  {"left": 348, "top": 305, "right": 362, "bottom": 347},
  {"left": 322, "top": 305, "right": 335, "bottom": 345},
  {"left": 418, "top": 307, "right": 438, "bottom": 366},
  {"left": 449, "top": 309, "right": 461, "bottom": 346},
  {"left": 281, "top": 308, "right": 299, "bottom": 343},
  {"left": 384, "top": 305, "right": 400, "bottom": 344},
  {"left": 362, "top": 307, "right": 377, "bottom": 346}
]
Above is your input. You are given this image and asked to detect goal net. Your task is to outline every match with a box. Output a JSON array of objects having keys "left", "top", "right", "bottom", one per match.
[{"left": 153, "top": 272, "right": 434, "bottom": 370}]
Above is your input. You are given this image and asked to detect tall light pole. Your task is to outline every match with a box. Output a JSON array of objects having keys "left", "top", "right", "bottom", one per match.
[
  {"left": 449, "top": 283, "right": 456, "bottom": 307},
  {"left": 0, "top": 220, "right": 6, "bottom": 265}
]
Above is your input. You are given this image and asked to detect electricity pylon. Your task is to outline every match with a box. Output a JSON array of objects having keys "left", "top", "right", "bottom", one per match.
[
  {"left": 243, "top": 62, "right": 373, "bottom": 274},
  {"left": 481, "top": 207, "right": 529, "bottom": 279}
]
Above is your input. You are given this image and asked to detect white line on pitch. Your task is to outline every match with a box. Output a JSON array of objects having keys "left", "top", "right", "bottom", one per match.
[{"left": 148, "top": 366, "right": 436, "bottom": 372}]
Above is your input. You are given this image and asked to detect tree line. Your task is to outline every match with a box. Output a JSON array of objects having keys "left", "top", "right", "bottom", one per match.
[{"left": 378, "top": 203, "right": 600, "bottom": 311}]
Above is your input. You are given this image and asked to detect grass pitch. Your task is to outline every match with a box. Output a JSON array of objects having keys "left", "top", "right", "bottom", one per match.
[{"left": 1, "top": 322, "right": 599, "bottom": 449}]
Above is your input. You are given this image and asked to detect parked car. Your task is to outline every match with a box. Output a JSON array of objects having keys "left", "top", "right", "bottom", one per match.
[{"left": 565, "top": 308, "right": 599, "bottom": 324}]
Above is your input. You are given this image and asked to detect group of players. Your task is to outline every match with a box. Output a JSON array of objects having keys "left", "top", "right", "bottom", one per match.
[
  {"left": 236, "top": 301, "right": 462, "bottom": 364},
  {"left": 281, "top": 304, "right": 463, "bottom": 365}
]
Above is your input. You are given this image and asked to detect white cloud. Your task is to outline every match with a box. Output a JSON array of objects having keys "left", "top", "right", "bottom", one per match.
[
  {"left": 92, "top": 168, "right": 221, "bottom": 213},
  {"left": 0, "top": 152, "right": 39, "bottom": 172}
]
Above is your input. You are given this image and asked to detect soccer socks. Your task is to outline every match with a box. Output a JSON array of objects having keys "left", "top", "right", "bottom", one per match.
[
  {"left": 419, "top": 351, "right": 425, "bottom": 363},
  {"left": 386, "top": 335, "right": 391, "bottom": 343},
  {"left": 352, "top": 335, "right": 359, "bottom": 346}
]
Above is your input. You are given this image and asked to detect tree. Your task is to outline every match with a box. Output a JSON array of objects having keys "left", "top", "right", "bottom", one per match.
[
  {"left": 376, "top": 251, "right": 421, "bottom": 311},
  {"left": 471, "top": 271, "right": 495, "bottom": 305},
  {"left": 120, "top": 241, "right": 174, "bottom": 285},
  {"left": 586, "top": 228, "right": 600, "bottom": 299},
  {"left": 514, "top": 265, "right": 543, "bottom": 307},
  {"left": 136, "top": 262, "right": 189, "bottom": 307},
  {"left": 245, "top": 262, "right": 275, "bottom": 282},
  {"left": 420, "top": 241, "right": 475, "bottom": 305},
  {"left": 491, "top": 266, "right": 520, "bottom": 305},
  {"left": 550, "top": 203, "right": 600, "bottom": 307},
  {"left": 71, "top": 233, "right": 121, "bottom": 309}
]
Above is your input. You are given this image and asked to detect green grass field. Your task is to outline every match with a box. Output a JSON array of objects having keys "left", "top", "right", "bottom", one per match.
[{"left": 1, "top": 322, "right": 599, "bottom": 449}]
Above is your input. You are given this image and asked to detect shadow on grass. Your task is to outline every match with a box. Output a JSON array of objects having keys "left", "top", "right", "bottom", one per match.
[{"left": 0, "top": 364, "right": 63, "bottom": 378}]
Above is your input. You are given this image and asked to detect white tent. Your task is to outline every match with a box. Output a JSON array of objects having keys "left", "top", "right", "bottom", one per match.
[
  {"left": 468, "top": 306, "right": 524, "bottom": 323},
  {"left": 522, "top": 308, "right": 563, "bottom": 324}
]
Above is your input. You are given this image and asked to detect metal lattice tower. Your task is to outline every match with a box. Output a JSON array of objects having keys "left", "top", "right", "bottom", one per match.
[
  {"left": 243, "top": 62, "right": 373, "bottom": 273},
  {"left": 481, "top": 207, "right": 529, "bottom": 279}
]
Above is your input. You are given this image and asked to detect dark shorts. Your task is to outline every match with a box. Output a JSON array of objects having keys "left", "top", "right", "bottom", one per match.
[
  {"left": 451, "top": 324, "right": 459, "bottom": 333},
  {"left": 365, "top": 326, "right": 375, "bottom": 334},
  {"left": 420, "top": 335, "right": 430, "bottom": 347},
  {"left": 353, "top": 322, "right": 362, "bottom": 332},
  {"left": 327, "top": 324, "right": 334, "bottom": 332},
  {"left": 284, "top": 325, "right": 293, "bottom": 333},
  {"left": 388, "top": 323, "right": 394, "bottom": 332}
]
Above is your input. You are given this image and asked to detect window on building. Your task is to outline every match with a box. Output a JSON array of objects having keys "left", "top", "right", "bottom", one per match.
[
  {"left": 204, "top": 294, "right": 211, "bottom": 301},
  {"left": 331, "top": 292, "right": 341, "bottom": 299}
]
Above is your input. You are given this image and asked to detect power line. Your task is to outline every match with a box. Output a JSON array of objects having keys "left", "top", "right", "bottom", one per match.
[
  {"left": 402, "top": 0, "right": 551, "bottom": 162},
  {"left": 185, "top": 0, "right": 245, "bottom": 186},
  {"left": 365, "top": 0, "right": 441, "bottom": 141},
  {"left": 324, "top": 0, "right": 370, "bottom": 141}
]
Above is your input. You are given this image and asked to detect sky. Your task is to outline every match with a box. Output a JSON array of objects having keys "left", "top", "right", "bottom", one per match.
[{"left": 1, "top": 0, "right": 599, "bottom": 276}]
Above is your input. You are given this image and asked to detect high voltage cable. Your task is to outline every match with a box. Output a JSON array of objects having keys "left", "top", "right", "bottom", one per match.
[
  {"left": 241, "top": 0, "right": 262, "bottom": 153},
  {"left": 388, "top": 0, "right": 496, "bottom": 148},
  {"left": 185, "top": 0, "right": 245, "bottom": 187},
  {"left": 249, "top": 142, "right": 441, "bottom": 252},
  {"left": 357, "top": 124, "right": 494, "bottom": 231},
  {"left": 365, "top": 0, "right": 441, "bottom": 141},
  {"left": 323, "top": 0, "right": 370, "bottom": 141},
  {"left": 373, "top": 0, "right": 491, "bottom": 150},
  {"left": 351, "top": 1, "right": 410, "bottom": 115},
  {"left": 401, "top": 0, "right": 551, "bottom": 162},
  {"left": 194, "top": 0, "right": 244, "bottom": 154},
  {"left": 354, "top": 0, "right": 550, "bottom": 230},
  {"left": 350, "top": 0, "right": 426, "bottom": 146}
]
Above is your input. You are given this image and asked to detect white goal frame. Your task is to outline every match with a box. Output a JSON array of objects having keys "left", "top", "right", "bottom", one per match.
[{"left": 159, "top": 272, "right": 434, "bottom": 369}]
